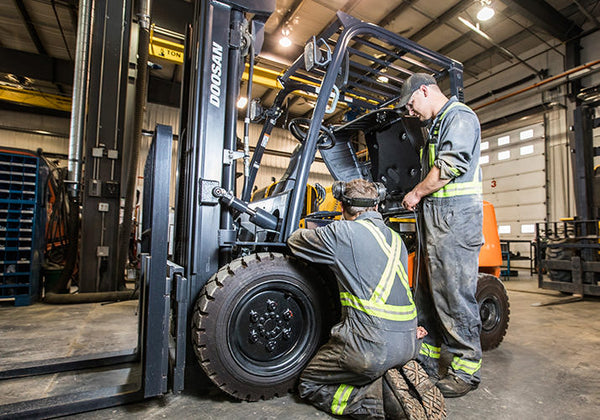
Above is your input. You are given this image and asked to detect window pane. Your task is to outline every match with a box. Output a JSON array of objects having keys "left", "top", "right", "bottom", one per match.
[
  {"left": 520, "top": 129, "right": 534, "bottom": 140},
  {"left": 480, "top": 154, "right": 489, "bottom": 164},
  {"left": 498, "top": 135, "right": 510, "bottom": 146},
  {"left": 498, "top": 225, "right": 511, "bottom": 234},
  {"left": 498, "top": 150, "right": 510, "bottom": 160},
  {"left": 520, "top": 145, "right": 534, "bottom": 155},
  {"left": 521, "top": 224, "right": 535, "bottom": 234}
]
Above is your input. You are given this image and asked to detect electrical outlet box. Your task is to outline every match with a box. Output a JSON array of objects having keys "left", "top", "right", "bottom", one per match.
[
  {"left": 102, "top": 181, "right": 120, "bottom": 198},
  {"left": 97, "top": 246, "right": 109, "bottom": 257},
  {"left": 107, "top": 150, "right": 119, "bottom": 159},
  {"left": 98, "top": 202, "right": 109, "bottom": 212},
  {"left": 92, "top": 147, "right": 104, "bottom": 158},
  {"left": 89, "top": 179, "right": 102, "bottom": 197}
]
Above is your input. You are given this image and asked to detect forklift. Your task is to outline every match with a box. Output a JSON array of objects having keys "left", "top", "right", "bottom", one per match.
[{"left": 0, "top": 0, "right": 509, "bottom": 417}]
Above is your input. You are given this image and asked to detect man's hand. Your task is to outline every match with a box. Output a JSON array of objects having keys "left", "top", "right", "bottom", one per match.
[
  {"left": 402, "top": 189, "right": 421, "bottom": 211},
  {"left": 416, "top": 326, "right": 428, "bottom": 340}
]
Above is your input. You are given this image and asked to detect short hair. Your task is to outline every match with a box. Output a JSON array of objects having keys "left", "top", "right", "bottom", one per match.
[{"left": 342, "top": 179, "right": 378, "bottom": 217}]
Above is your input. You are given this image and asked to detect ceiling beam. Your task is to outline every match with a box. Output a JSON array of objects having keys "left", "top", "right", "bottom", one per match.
[
  {"left": 13, "top": 0, "right": 48, "bottom": 56},
  {"left": 377, "top": 0, "right": 418, "bottom": 28},
  {"left": 499, "top": 0, "right": 582, "bottom": 42},
  {"left": 0, "top": 47, "right": 74, "bottom": 85},
  {"left": 410, "top": 0, "right": 473, "bottom": 42},
  {"left": 274, "top": 0, "right": 306, "bottom": 35},
  {"left": 462, "top": 30, "right": 531, "bottom": 72}
]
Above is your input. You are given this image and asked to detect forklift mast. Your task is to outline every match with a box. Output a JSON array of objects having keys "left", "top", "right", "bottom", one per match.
[{"left": 174, "top": 0, "right": 275, "bottom": 304}]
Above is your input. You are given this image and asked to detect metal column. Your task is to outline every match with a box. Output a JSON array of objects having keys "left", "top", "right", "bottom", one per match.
[{"left": 79, "top": 0, "right": 133, "bottom": 292}]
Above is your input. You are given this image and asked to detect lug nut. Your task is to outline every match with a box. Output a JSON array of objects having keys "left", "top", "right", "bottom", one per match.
[
  {"left": 266, "top": 341, "right": 276, "bottom": 352},
  {"left": 249, "top": 330, "right": 258, "bottom": 343},
  {"left": 267, "top": 299, "right": 277, "bottom": 311},
  {"left": 249, "top": 310, "right": 259, "bottom": 323},
  {"left": 282, "top": 328, "right": 291, "bottom": 340}
]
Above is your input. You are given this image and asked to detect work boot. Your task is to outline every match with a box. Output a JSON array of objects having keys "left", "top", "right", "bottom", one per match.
[
  {"left": 436, "top": 373, "right": 478, "bottom": 398},
  {"left": 383, "top": 368, "right": 426, "bottom": 420},
  {"left": 401, "top": 360, "right": 446, "bottom": 419}
]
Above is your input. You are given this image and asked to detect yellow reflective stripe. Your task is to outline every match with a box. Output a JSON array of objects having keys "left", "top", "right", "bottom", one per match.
[
  {"left": 331, "top": 384, "right": 354, "bottom": 415},
  {"left": 356, "top": 221, "right": 404, "bottom": 303},
  {"left": 451, "top": 357, "right": 482, "bottom": 375},
  {"left": 372, "top": 233, "right": 398, "bottom": 302},
  {"left": 419, "top": 343, "right": 441, "bottom": 359},
  {"left": 431, "top": 180, "right": 482, "bottom": 198},
  {"left": 340, "top": 292, "right": 417, "bottom": 321},
  {"left": 429, "top": 143, "right": 435, "bottom": 167},
  {"left": 356, "top": 220, "right": 413, "bottom": 305}
]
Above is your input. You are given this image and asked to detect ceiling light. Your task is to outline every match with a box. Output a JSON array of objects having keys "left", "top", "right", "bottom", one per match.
[
  {"left": 237, "top": 96, "right": 248, "bottom": 108},
  {"left": 477, "top": 6, "right": 495, "bottom": 21},
  {"left": 279, "top": 27, "right": 292, "bottom": 48},
  {"left": 477, "top": 1, "right": 495, "bottom": 21},
  {"left": 377, "top": 75, "right": 389, "bottom": 83},
  {"left": 279, "top": 36, "right": 292, "bottom": 47}
]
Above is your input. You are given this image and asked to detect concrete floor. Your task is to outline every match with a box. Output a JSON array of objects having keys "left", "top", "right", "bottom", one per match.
[{"left": 1, "top": 272, "right": 599, "bottom": 419}]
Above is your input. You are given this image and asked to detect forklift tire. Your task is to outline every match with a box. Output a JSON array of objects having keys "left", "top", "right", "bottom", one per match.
[
  {"left": 192, "top": 252, "right": 334, "bottom": 401},
  {"left": 545, "top": 239, "right": 575, "bottom": 283},
  {"left": 476, "top": 273, "right": 510, "bottom": 351}
]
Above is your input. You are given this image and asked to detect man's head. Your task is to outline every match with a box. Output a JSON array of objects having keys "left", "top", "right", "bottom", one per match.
[
  {"left": 335, "top": 179, "right": 381, "bottom": 220},
  {"left": 398, "top": 73, "right": 448, "bottom": 121}
]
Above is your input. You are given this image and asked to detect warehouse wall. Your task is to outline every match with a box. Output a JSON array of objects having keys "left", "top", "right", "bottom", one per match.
[{"left": 0, "top": 110, "right": 69, "bottom": 159}]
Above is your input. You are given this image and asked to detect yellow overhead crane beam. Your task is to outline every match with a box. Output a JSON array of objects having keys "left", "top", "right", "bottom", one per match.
[
  {"left": 148, "top": 29, "right": 184, "bottom": 64},
  {"left": 0, "top": 84, "right": 72, "bottom": 112}
]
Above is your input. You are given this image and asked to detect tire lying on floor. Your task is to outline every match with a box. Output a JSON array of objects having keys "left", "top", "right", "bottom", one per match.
[
  {"left": 192, "top": 252, "right": 336, "bottom": 401},
  {"left": 476, "top": 273, "right": 510, "bottom": 351}
]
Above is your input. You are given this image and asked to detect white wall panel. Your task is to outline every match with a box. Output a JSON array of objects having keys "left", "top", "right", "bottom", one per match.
[{"left": 481, "top": 120, "right": 546, "bottom": 265}]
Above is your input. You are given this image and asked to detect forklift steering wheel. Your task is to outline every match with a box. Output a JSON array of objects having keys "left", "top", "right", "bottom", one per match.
[{"left": 288, "top": 118, "right": 336, "bottom": 150}]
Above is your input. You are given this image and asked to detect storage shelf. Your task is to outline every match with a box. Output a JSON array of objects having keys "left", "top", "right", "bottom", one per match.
[{"left": 0, "top": 151, "right": 43, "bottom": 306}]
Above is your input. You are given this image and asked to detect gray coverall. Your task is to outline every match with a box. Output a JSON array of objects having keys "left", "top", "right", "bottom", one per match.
[
  {"left": 416, "top": 97, "right": 484, "bottom": 386},
  {"left": 288, "top": 211, "right": 418, "bottom": 419}
]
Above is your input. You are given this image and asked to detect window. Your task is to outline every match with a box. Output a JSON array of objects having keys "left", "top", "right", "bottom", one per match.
[
  {"left": 481, "top": 141, "right": 489, "bottom": 150},
  {"left": 480, "top": 155, "right": 489, "bottom": 164},
  {"left": 497, "top": 135, "right": 510, "bottom": 146},
  {"left": 498, "top": 150, "right": 511, "bottom": 161},
  {"left": 521, "top": 224, "right": 535, "bottom": 234},
  {"left": 520, "top": 129, "right": 534, "bottom": 140},
  {"left": 498, "top": 225, "right": 511, "bottom": 234},
  {"left": 520, "top": 145, "right": 534, "bottom": 156}
]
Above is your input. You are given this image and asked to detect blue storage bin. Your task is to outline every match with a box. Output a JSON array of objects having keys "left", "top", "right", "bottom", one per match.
[{"left": 0, "top": 151, "right": 47, "bottom": 306}]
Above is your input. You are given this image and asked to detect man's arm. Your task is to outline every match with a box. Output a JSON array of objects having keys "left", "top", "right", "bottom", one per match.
[
  {"left": 401, "top": 166, "right": 450, "bottom": 211},
  {"left": 287, "top": 226, "right": 337, "bottom": 265}
]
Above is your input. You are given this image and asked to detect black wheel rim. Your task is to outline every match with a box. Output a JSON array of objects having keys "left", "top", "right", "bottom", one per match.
[
  {"left": 479, "top": 295, "right": 501, "bottom": 332},
  {"left": 228, "top": 278, "right": 318, "bottom": 376}
]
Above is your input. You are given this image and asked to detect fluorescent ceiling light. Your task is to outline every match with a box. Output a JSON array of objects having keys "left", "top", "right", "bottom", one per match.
[{"left": 377, "top": 75, "right": 389, "bottom": 83}]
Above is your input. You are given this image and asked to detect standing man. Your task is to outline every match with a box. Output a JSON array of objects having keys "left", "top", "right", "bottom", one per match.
[
  {"left": 400, "top": 73, "right": 484, "bottom": 398},
  {"left": 288, "top": 179, "right": 435, "bottom": 419}
]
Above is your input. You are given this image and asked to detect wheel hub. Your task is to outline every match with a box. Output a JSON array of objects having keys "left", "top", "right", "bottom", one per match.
[
  {"left": 231, "top": 284, "right": 314, "bottom": 370},
  {"left": 480, "top": 296, "right": 500, "bottom": 331}
]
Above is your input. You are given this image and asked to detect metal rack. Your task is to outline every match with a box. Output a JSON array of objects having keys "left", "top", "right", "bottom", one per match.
[
  {"left": 536, "top": 220, "right": 600, "bottom": 295},
  {"left": 0, "top": 151, "right": 45, "bottom": 306}
]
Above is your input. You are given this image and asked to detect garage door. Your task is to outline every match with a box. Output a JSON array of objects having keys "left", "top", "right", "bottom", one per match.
[{"left": 481, "top": 121, "right": 546, "bottom": 267}]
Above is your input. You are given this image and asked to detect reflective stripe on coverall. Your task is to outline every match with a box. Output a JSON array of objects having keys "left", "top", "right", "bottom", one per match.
[
  {"left": 417, "top": 97, "right": 484, "bottom": 385},
  {"left": 287, "top": 211, "right": 418, "bottom": 419}
]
